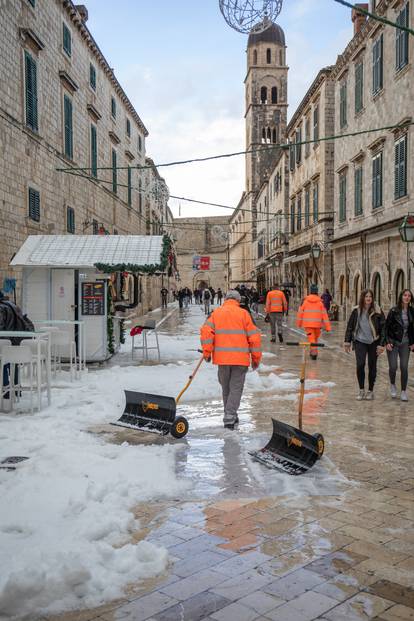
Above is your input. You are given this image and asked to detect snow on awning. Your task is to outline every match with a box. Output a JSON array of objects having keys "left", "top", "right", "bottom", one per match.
[{"left": 10, "top": 235, "right": 168, "bottom": 272}]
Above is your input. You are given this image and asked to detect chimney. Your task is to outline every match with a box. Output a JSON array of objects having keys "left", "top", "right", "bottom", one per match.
[
  {"left": 75, "top": 4, "right": 88, "bottom": 23},
  {"left": 352, "top": 4, "right": 368, "bottom": 35}
]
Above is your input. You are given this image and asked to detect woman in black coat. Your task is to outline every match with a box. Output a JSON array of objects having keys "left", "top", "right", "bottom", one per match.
[
  {"left": 344, "top": 289, "right": 385, "bottom": 401},
  {"left": 384, "top": 289, "right": 414, "bottom": 402}
]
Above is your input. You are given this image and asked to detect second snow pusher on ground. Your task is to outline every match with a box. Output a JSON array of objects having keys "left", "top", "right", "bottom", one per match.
[
  {"left": 250, "top": 342, "right": 325, "bottom": 475},
  {"left": 111, "top": 356, "right": 204, "bottom": 439}
]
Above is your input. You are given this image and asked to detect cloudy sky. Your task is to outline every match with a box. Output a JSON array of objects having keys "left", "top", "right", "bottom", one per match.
[{"left": 85, "top": 0, "right": 352, "bottom": 218}]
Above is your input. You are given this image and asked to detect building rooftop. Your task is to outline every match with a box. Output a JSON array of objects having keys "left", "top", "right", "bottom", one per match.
[{"left": 248, "top": 22, "right": 285, "bottom": 47}]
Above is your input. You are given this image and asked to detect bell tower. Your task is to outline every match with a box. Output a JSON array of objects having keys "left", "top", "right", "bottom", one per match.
[{"left": 245, "top": 23, "right": 288, "bottom": 194}]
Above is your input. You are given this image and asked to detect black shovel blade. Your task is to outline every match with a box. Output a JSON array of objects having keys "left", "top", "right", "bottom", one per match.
[
  {"left": 112, "top": 390, "right": 177, "bottom": 432},
  {"left": 249, "top": 419, "right": 320, "bottom": 475}
]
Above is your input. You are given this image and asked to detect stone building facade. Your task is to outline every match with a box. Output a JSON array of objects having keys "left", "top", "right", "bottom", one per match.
[
  {"left": 285, "top": 68, "right": 335, "bottom": 304},
  {"left": 0, "top": 0, "right": 170, "bottom": 308},
  {"left": 331, "top": 0, "right": 413, "bottom": 316},
  {"left": 172, "top": 216, "right": 230, "bottom": 292}
]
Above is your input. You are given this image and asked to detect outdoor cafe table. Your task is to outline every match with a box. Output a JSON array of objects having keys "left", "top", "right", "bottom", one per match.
[
  {"left": 35, "top": 319, "right": 86, "bottom": 375},
  {"left": 0, "top": 330, "right": 52, "bottom": 411}
]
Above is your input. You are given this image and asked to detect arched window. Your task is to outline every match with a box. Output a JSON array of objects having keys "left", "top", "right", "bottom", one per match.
[
  {"left": 260, "top": 86, "right": 267, "bottom": 104},
  {"left": 272, "top": 128, "right": 277, "bottom": 143},
  {"left": 266, "top": 48, "right": 271, "bottom": 64},
  {"left": 262, "top": 127, "right": 266, "bottom": 143},
  {"left": 271, "top": 86, "right": 278, "bottom": 103},
  {"left": 373, "top": 273, "right": 381, "bottom": 306},
  {"left": 267, "top": 127, "right": 271, "bottom": 143},
  {"left": 253, "top": 49, "right": 257, "bottom": 64},
  {"left": 395, "top": 269, "right": 405, "bottom": 302}
]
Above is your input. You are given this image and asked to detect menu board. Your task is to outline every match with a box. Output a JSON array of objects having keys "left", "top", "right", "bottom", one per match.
[{"left": 81, "top": 282, "right": 105, "bottom": 316}]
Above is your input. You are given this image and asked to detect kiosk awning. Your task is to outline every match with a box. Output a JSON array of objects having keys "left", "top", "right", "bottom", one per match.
[{"left": 11, "top": 235, "right": 167, "bottom": 272}]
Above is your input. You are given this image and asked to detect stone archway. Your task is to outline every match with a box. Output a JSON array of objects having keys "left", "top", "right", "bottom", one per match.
[
  {"left": 394, "top": 269, "right": 405, "bottom": 303},
  {"left": 353, "top": 272, "right": 362, "bottom": 306}
]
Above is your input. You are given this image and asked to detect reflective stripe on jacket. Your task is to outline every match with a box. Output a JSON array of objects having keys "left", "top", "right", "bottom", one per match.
[
  {"left": 297, "top": 294, "right": 331, "bottom": 331},
  {"left": 265, "top": 289, "right": 287, "bottom": 314},
  {"left": 200, "top": 299, "right": 262, "bottom": 366}
]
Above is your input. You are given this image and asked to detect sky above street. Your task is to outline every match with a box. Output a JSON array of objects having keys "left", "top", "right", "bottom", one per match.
[{"left": 85, "top": 0, "right": 353, "bottom": 218}]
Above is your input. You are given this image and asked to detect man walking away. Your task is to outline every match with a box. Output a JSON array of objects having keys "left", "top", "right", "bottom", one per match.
[
  {"left": 297, "top": 284, "right": 331, "bottom": 359},
  {"left": 203, "top": 288, "right": 211, "bottom": 315},
  {"left": 265, "top": 284, "right": 288, "bottom": 343},
  {"left": 160, "top": 287, "right": 168, "bottom": 309},
  {"left": 250, "top": 288, "right": 260, "bottom": 318},
  {"left": 283, "top": 287, "right": 291, "bottom": 316},
  {"left": 217, "top": 288, "right": 223, "bottom": 305},
  {"left": 200, "top": 290, "right": 262, "bottom": 429}
]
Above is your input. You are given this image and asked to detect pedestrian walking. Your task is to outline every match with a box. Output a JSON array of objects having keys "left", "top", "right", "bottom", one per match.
[
  {"left": 385, "top": 289, "right": 414, "bottom": 402},
  {"left": 200, "top": 290, "right": 262, "bottom": 429},
  {"left": 297, "top": 284, "right": 331, "bottom": 359},
  {"left": 203, "top": 288, "right": 211, "bottom": 315},
  {"left": 321, "top": 289, "right": 332, "bottom": 312},
  {"left": 210, "top": 287, "right": 216, "bottom": 305},
  {"left": 265, "top": 284, "right": 288, "bottom": 343},
  {"left": 282, "top": 287, "right": 291, "bottom": 316},
  {"left": 250, "top": 288, "right": 260, "bottom": 318},
  {"left": 217, "top": 288, "right": 223, "bottom": 305},
  {"left": 160, "top": 287, "right": 168, "bottom": 309},
  {"left": 344, "top": 288, "right": 385, "bottom": 401}
]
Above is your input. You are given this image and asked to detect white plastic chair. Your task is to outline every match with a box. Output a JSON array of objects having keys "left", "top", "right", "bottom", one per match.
[
  {"left": 50, "top": 330, "right": 76, "bottom": 379},
  {"left": 0, "top": 345, "right": 34, "bottom": 413}
]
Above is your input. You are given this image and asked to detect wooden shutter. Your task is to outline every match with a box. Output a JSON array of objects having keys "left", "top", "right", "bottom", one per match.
[
  {"left": 127, "top": 166, "right": 132, "bottom": 206},
  {"left": 90, "top": 64, "right": 96, "bottom": 90},
  {"left": 112, "top": 149, "right": 117, "bottom": 194},
  {"left": 28, "top": 187, "right": 40, "bottom": 221},
  {"left": 64, "top": 94, "right": 73, "bottom": 159},
  {"left": 63, "top": 23, "right": 71, "bottom": 56},
  {"left": 25, "top": 51, "right": 38, "bottom": 131}
]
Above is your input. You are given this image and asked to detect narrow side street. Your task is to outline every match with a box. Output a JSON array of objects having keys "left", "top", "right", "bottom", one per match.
[{"left": 42, "top": 303, "right": 414, "bottom": 621}]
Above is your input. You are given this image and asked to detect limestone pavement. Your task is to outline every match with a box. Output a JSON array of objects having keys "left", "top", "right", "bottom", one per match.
[{"left": 47, "top": 304, "right": 414, "bottom": 621}]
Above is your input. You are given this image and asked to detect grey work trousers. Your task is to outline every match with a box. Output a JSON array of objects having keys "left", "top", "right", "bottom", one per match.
[
  {"left": 269, "top": 312, "right": 283, "bottom": 337},
  {"left": 387, "top": 341, "right": 411, "bottom": 391},
  {"left": 218, "top": 365, "right": 248, "bottom": 424},
  {"left": 204, "top": 301, "right": 211, "bottom": 315}
]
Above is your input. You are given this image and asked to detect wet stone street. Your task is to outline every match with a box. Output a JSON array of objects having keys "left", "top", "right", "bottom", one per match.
[{"left": 47, "top": 304, "right": 414, "bottom": 621}]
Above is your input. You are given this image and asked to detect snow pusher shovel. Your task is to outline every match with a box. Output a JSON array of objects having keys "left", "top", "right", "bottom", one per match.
[
  {"left": 111, "top": 356, "right": 204, "bottom": 438},
  {"left": 249, "top": 342, "right": 325, "bottom": 475}
]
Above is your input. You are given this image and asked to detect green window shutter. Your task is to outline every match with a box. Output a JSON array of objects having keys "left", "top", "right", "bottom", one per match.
[
  {"left": 313, "top": 106, "right": 319, "bottom": 143},
  {"left": 296, "top": 128, "right": 302, "bottom": 163},
  {"left": 66, "top": 206, "right": 75, "bottom": 233},
  {"left": 396, "top": 4, "right": 409, "bottom": 70},
  {"left": 92, "top": 219, "right": 98, "bottom": 234},
  {"left": 127, "top": 166, "right": 132, "bottom": 206},
  {"left": 90, "top": 124, "right": 97, "bottom": 178},
  {"left": 138, "top": 180, "right": 142, "bottom": 213},
  {"left": 313, "top": 182, "right": 319, "bottom": 222},
  {"left": 28, "top": 187, "right": 40, "bottom": 221},
  {"left": 395, "top": 136, "right": 407, "bottom": 198},
  {"left": 89, "top": 63, "right": 96, "bottom": 90},
  {"left": 355, "top": 62, "right": 363, "bottom": 113},
  {"left": 111, "top": 96, "right": 116, "bottom": 118},
  {"left": 372, "top": 153, "right": 383, "bottom": 209},
  {"left": 290, "top": 202, "right": 295, "bottom": 234},
  {"left": 305, "top": 188, "right": 310, "bottom": 227},
  {"left": 340, "top": 82, "right": 347, "bottom": 127},
  {"left": 63, "top": 94, "right": 73, "bottom": 159},
  {"left": 126, "top": 119, "right": 131, "bottom": 137},
  {"left": 63, "top": 23, "right": 72, "bottom": 57},
  {"left": 297, "top": 195, "right": 302, "bottom": 230},
  {"left": 27, "top": 0, "right": 35, "bottom": 7},
  {"left": 112, "top": 149, "right": 117, "bottom": 194},
  {"left": 354, "top": 167, "right": 363, "bottom": 216},
  {"left": 373, "top": 36, "right": 383, "bottom": 93},
  {"left": 25, "top": 51, "right": 38, "bottom": 131},
  {"left": 339, "top": 174, "right": 347, "bottom": 222}
]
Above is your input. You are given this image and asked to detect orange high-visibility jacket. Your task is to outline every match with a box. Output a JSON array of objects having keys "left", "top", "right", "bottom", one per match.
[
  {"left": 297, "top": 294, "right": 331, "bottom": 331},
  {"left": 265, "top": 289, "right": 287, "bottom": 314},
  {"left": 200, "top": 299, "right": 262, "bottom": 366}
]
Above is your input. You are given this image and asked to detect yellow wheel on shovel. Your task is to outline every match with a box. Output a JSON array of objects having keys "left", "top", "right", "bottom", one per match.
[
  {"left": 313, "top": 433, "right": 325, "bottom": 459},
  {"left": 170, "top": 416, "right": 189, "bottom": 439}
]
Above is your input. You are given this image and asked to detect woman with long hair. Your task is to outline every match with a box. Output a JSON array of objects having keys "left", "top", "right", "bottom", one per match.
[
  {"left": 344, "top": 289, "right": 385, "bottom": 400},
  {"left": 385, "top": 289, "right": 414, "bottom": 402}
]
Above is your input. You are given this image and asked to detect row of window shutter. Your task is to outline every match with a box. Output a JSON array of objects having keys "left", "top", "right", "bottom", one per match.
[
  {"left": 25, "top": 51, "right": 38, "bottom": 132},
  {"left": 289, "top": 184, "right": 319, "bottom": 234}
]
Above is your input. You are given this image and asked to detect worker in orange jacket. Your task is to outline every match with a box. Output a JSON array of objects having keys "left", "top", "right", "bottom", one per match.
[
  {"left": 297, "top": 284, "right": 331, "bottom": 359},
  {"left": 265, "top": 285, "right": 288, "bottom": 343},
  {"left": 200, "top": 290, "right": 262, "bottom": 429}
]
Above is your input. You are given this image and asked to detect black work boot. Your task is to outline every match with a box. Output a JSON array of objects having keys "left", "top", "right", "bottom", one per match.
[
  {"left": 270, "top": 336, "right": 276, "bottom": 343},
  {"left": 224, "top": 423, "right": 235, "bottom": 430},
  {"left": 278, "top": 333, "right": 283, "bottom": 343},
  {"left": 310, "top": 354, "right": 318, "bottom": 360}
]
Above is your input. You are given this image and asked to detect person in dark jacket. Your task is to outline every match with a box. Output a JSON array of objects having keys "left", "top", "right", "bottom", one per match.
[
  {"left": 385, "top": 289, "right": 414, "bottom": 402},
  {"left": 321, "top": 289, "right": 332, "bottom": 312},
  {"left": 344, "top": 289, "right": 385, "bottom": 401}
]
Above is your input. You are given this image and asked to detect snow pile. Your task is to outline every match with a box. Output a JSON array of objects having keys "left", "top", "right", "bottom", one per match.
[{"left": 0, "top": 369, "right": 191, "bottom": 619}]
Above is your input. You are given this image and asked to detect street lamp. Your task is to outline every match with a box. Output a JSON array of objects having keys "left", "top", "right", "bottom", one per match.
[
  {"left": 399, "top": 214, "right": 414, "bottom": 243},
  {"left": 311, "top": 243, "right": 321, "bottom": 260}
]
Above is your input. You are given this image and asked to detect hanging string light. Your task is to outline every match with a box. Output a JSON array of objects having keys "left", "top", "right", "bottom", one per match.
[{"left": 219, "top": 0, "right": 283, "bottom": 34}]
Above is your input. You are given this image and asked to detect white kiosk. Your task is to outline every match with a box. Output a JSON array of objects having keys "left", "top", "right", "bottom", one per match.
[{"left": 11, "top": 235, "right": 166, "bottom": 362}]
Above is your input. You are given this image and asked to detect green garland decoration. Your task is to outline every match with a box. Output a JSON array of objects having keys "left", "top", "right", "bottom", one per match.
[
  {"left": 119, "top": 319, "right": 126, "bottom": 345},
  {"left": 107, "top": 286, "right": 115, "bottom": 355},
  {"left": 95, "top": 235, "right": 172, "bottom": 275}
]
